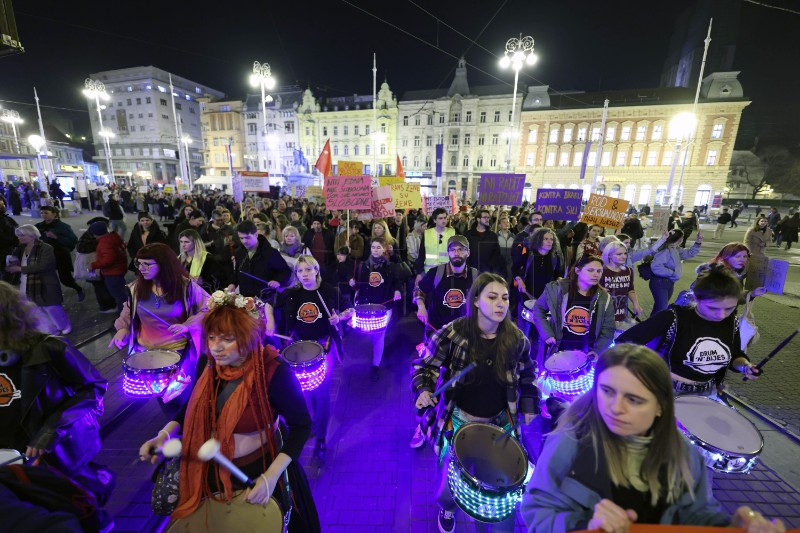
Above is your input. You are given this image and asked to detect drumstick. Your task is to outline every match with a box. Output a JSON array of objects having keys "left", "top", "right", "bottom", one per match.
[
  {"left": 197, "top": 438, "right": 256, "bottom": 488},
  {"left": 742, "top": 326, "right": 800, "bottom": 382},
  {"left": 239, "top": 270, "right": 272, "bottom": 286},
  {"left": 494, "top": 419, "right": 518, "bottom": 443},
  {"left": 627, "top": 306, "right": 642, "bottom": 323},
  {"left": 432, "top": 362, "right": 477, "bottom": 398},
  {"left": 138, "top": 305, "right": 172, "bottom": 327},
  {"left": 271, "top": 333, "right": 294, "bottom": 342}
]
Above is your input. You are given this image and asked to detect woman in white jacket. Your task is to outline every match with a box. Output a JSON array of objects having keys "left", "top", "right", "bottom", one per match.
[{"left": 648, "top": 229, "right": 703, "bottom": 314}]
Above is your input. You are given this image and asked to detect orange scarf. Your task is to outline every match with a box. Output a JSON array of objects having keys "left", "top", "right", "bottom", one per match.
[{"left": 172, "top": 345, "right": 279, "bottom": 519}]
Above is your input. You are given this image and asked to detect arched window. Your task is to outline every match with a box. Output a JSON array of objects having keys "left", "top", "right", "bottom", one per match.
[
  {"left": 343, "top": 145, "right": 349, "bottom": 156},
  {"left": 596, "top": 184, "right": 606, "bottom": 196},
  {"left": 523, "top": 183, "right": 533, "bottom": 202},
  {"left": 638, "top": 185, "right": 651, "bottom": 206},
  {"left": 354, "top": 145, "right": 359, "bottom": 156},
  {"left": 450, "top": 155, "right": 457, "bottom": 166},
  {"left": 401, "top": 156, "right": 407, "bottom": 167},
  {"left": 610, "top": 184, "right": 621, "bottom": 198},
  {"left": 624, "top": 184, "right": 636, "bottom": 203},
  {"left": 333, "top": 145, "right": 339, "bottom": 156}
]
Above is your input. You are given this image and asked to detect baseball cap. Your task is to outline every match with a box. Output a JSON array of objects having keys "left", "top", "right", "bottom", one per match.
[{"left": 447, "top": 235, "right": 469, "bottom": 250}]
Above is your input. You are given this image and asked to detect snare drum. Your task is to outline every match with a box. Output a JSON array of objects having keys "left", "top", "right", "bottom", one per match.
[
  {"left": 447, "top": 423, "right": 530, "bottom": 523},
  {"left": 351, "top": 303, "right": 390, "bottom": 333},
  {"left": 167, "top": 492, "right": 284, "bottom": 533},
  {"left": 122, "top": 350, "right": 182, "bottom": 398},
  {"left": 539, "top": 350, "right": 595, "bottom": 402},
  {"left": 674, "top": 396, "right": 763, "bottom": 474},
  {"left": 520, "top": 300, "right": 536, "bottom": 324},
  {"left": 281, "top": 340, "right": 327, "bottom": 392},
  {"left": 0, "top": 449, "right": 24, "bottom": 467}
]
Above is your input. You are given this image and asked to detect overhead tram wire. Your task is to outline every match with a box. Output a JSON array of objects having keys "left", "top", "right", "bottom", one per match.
[{"left": 744, "top": 0, "right": 800, "bottom": 15}]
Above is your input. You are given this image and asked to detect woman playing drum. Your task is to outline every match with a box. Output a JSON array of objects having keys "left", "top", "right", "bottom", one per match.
[
  {"left": 265, "top": 255, "right": 345, "bottom": 463},
  {"left": 349, "top": 237, "right": 401, "bottom": 382},
  {"left": 139, "top": 291, "right": 320, "bottom": 531},
  {"left": 617, "top": 266, "right": 760, "bottom": 396},
  {"left": 521, "top": 344, "right": 785, "bottom": 533},
  {"left": 514, "top": 227, "right": 562, "bottom": 338},
  {"left": 413, "top": 273, "right": 539, "bottom": 533},
  {"left": 110, "top": 243, "right": 209, "bottom": 404}
]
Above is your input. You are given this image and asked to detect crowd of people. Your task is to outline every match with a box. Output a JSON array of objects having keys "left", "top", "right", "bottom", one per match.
[{"left": 0, "top": 181, "right": 794, "bottom": 532}]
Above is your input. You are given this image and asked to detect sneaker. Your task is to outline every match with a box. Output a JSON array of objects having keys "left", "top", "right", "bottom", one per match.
[
  {"left": 437, "top": 508, "right": 455, "bottom": 533},
  {"left": 370, "top": 365, "right": 380, "bottom": 382},
  {"left": 409, "top": 425, "right": 425, "bottom": 449},
  {"left": 76, "top": 288, "right": 86, "bottom": 302},
  {"left": 313, "top": 438, "right": 326, "bottom": 462}
]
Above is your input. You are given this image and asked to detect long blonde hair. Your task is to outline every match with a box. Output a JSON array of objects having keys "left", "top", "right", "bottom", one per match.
[
  {"left": 556, "top": 344, "right": 694, "bottom": 506},
  {"left": 371, "top": 220, "right": 396, "bottom": 247},
  {"left": 178, "top": 229, "right": 207, "bottom": 262}
]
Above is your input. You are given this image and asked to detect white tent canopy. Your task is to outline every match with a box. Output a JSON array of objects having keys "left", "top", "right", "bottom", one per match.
[{"left": 195, "top": 175, "right": 232, "bottom": 187}]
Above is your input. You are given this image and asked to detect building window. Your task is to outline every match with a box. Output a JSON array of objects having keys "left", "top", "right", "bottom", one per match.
[
  {"left": 711, "top": 123, "right": 724, "bottom": 139},
  {"left": 451, "top": 134, "right": 458, "bottom": 145},
  {"left": 439, "top": 115, "right": 445, "bottom": 124},
  {"left": 138, "top": 113, "right": 143, "bottom": 118},
  {"left": 333, "top": 145, "right": 339, "bottom": 156},
  {"left": 285, "top": 122, "right": 294, "bottom": 133},
  {"left": 465, "top": 111, "right": 472, "bottom": 123},
  {"left": 343, "top": 145, "right": 348, "bottom": 156},
  {"left": 527, "top": 129, "right": 537, "bottom": 143},
  {"left": 560, "top": 152, "right": 570, "bottom": 167},
  {"left": 620, "top": 126, "right": 631, "bottom": 141},
  {"left": 452, "top": 113, "right": 460, "bottom": 122},
  {"left": 601, "top": 151, "right": 611, "bottom": 166},
  {"left": 577, "top": 127, "right": 587, "bottom": 141},
  {"left": 587, "top": 152, "right": 597, "bottom": 166},
  {"left": 464, "top": 134, "right": 471, "bottom": 145},
  {"left": 354, "top": 145, "right": 359, "bottom": 155},
  {"left": 616, "top": 152, "right": 627, "bottom": 166},
  {"left": 662, "top": 150, "right": 673, "bottom": 166},
  {"left": 573, "top": 152, "right": 583, "bottom": 166},
  {"left": 380, "top": 144, "right": 386, "bottom": 155},
  {"left": 161, "top": 114, "right": 169, "bottom": 120},
  {"left": 365, "top": 145, "right": 370, "bottom": 155},
  {"left": 477, "top": 156, "right": 484, "bottom": 167},
  {"left": 323, "top": 127, "right": 328, "bottom": 136},
  {"left": 526, "top": 152, "right": 535, "bottom": 166},
  {"left": 381, "top": 123, "right": 386, "bottom": 133},
  {"left": 427, "top": 115, "right": 433, "bottom": 125},
  {"left": 189, "top": 108, "right": 195, "bottom": 114},
  {"left": 412, "top": 136, "right": 419, "bottom": 147},
  {"left": 403, "top": 115, "right": 409, "bottom": 126},
  {"left": 402, "top": 156, "right": 408, "bottom": 168},
  {"left": 646, "top": 151, "right": 658, "bottom": 166},
  {"left": 480, "top": 111, "right": 486, "bottom": 123},
  {"left": 705, "top": 150, "right": 718, "bottom": 165},
  {"left": 463, "top": 155, "right": 469, "bottom": 167},
  {"left": 478, "top": 135, "right": 485, "bottom": 146},
  {"left": 333, "top": 126, "right": 338, "bottom": 136},
  {"left": 652, "top": 125, "right": 663, "bottom": 140},
  {"left": 489, "top": 156, "right": 497, "bottom": 167},
  {"left": 305, "top": 127, "right": 311, "bottom": 136},
  {"left": 549, "top": 128, "right": 559, "bottom": 143},
  {"left": 494, "top": 111, "right": 501, "bottom": 123},
  {"left": 546, "top": 152, "right": 556, "bottom": 166},
  {"left": 175, "top": 103, "right": 182, "bottom": 110},
  {"left": 426, "top": 136, "right": 433, "bottom": 146},
  {"left": 605, "top": 127, "right": 615, "bottom": 141},
  {"left": 636, "top": 125, "right": 647, "bottom": 141},
  {"left": 631, "top": 151, "right": 642, "bottom": 166},
  {"left": 562, "top": 128, "right": 573, "bottom": 143},
  {"left": 492, "top": 134, "right": 499, "bottom": 145},
  {"left": 415, "top": 115, "right": 421, "bottom": 126},
  {"left": 248, "top": 123, "right": 257, "bottom": 134},
  {"left": 146, "top": 97, "right": 151, "bottom": 104},
  {"left": 160, "top": 98, "right": 167, "bottom": 106},
  {"left": 591, "top": 127, "right": 601, "bottom": 141},
  {"left": 425, "top": 156, "right": 431, "bottom": 168},
  {"left": 220, "top": 105, "right": 230, "bottom": 112},
  {"left": 450, "top": 155, "right": 457, "bottom": 166}
]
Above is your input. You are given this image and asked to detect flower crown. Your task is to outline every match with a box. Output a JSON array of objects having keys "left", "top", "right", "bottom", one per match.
[{"left": 206, "top": 290, "right": 263, "bottom": 318}]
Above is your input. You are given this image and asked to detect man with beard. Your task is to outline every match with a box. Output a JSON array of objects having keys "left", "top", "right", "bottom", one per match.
[
  {"left": 409, "top": 235, "right": 479, "bottom": 448},
  {"left": 0, "top": 198, "right": 19, "bottom": 275},
  {"left": 464, "top": 209, "right": 504, "bottom": 274}
]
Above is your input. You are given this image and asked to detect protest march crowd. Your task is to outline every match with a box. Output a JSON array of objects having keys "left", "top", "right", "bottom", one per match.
[{"left": 0, "top": 178, "right": 794, "bottom": 533}]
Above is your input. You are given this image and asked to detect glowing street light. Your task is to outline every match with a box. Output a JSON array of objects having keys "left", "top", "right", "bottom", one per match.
[
  {"left": 83, "top": 78, "right": 116, "bottom": 179},
  {"left": 499, "top": 34, "right": 538, "bottom": 171},
  {"left": 250, "top": 61, "right": 276, "bottom": 173},
  {"left": 662, "top": 112, "right": 697, "bottom": 207}
]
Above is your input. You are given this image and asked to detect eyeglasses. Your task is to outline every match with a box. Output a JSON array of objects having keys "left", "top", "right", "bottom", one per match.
[{"left": 137, "top": 261, "right": 158, "bottom": 270}]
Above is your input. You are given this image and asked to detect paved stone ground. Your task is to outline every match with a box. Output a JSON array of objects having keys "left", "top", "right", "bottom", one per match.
[{"left": 10, "top": 210, "right": 800, "bottom": 531}]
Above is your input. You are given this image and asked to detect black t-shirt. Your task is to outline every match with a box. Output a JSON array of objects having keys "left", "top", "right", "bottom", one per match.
[
  {"left": 285, "top": 287, "right": 333, "bottom": 341},
  {"left": 417, "top": 265, "right": 475, "bottom": 329},
  {"left": 561, "top": 293, "right": 593, "bottom": 352},
  {"left": 456, "top": 337, "right": 507, "bottom": 418},
  {"left": 0, "top": 363, "right": 25, "bottom": 451},
  {"left": 525, "top": 251, "right": 558, "bottom": 299}
]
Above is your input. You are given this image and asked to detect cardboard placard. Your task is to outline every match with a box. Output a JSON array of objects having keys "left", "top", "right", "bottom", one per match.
[
  {"left": 306, "top": 185, "right": 324, "bottom": 202},
  {"left": 651, "top": 207, "right": 671, "bottom": 236},
  {"left": 241, "top": 176, "right": 270, "bottom": 192},
  {"left": 424, "top": 194, "right": 456, "bottom": 215},
  {"left": 535, "top": 188, "right": 583, "bottom": 220},
  {"left": 324, "top": 176, "right": 372, "bottom": 210},
  {"left": 163, "top": 185, "right": 174, "bottom": 194},
  {"left": 337, "top": 161, "right": 363, "bottom": 176},
  {"left": 231, "top": 173, "right": 243, "bottom": 203},
  {"left": 293, "top": 185, "right": 306, "bottom": 198},
  {"left": 371, "top": 185, "right": 396, "bottom": 218},
  {"left": 390, "top": 182, "right": 422, "bottom": 210},
  {"left": 581, "top": 194, "right": 629, "bottom": 229},
  {"left": 765, "top": 258, "right": 789, "bottom": 295},
  {"left": 379, "top": 176, "right": 405, "bottom": 186},
  {"left": 478, "top": 173, "right": 526, "bottom": 206}
]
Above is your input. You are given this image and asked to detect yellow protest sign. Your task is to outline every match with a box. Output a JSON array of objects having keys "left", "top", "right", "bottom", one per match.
[
  {"left": 580, "top": 194, "right": 629, "bottom": 229},
  {"left": 379, "top": 176, "right": 405, "bottom": 186},
  {"left": 306, "top": 185, "right": 324, "bottom": 202},
  {"left": 163, "top": 185, "right": 174, "bottom": 194},
  {"left": 337, "top": 161, "right": 363, "bottom": 176},
  {"left": 390, "top": 182, "right": 422, "bottom": 209}
]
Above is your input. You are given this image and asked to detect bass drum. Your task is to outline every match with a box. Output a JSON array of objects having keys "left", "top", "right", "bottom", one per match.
[{"left": 167, "top": 492, "right": 285, "bottom": 533}]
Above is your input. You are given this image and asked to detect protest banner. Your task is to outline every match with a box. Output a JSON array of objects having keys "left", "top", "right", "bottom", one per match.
[
  {"left": 764, "top": 258, "right": 789, "bottom": 295},
  {"left": 240, "top": 171, "right": 270, "bottom": 192},
  {"left": 423, "top": 194, "right": 456, "bottom": 215},
  {"left": 478, "top": 173, "right": 526, "bottom": 206},
  {"left": 651, "top": 207, "right": 671, "bottom": 236},
  {"left": 163, "top": 185, "right": 174, "bottom": 194},
  {"left": 306, "top": 185, "right": 324, "bottom": 202},
  {"left": 535, "top": 188, "right": 583, "bottom": 220},
  {"left": 379, "top": 176, "right": 405, "bottom": 186},
  {"left": 371, "top": 185, "right": 396, "bottom": 218},
  {"left": 230, "top": 173, "right": 243, "bottom": 203},
  {"left": 293, "top": 185, "right": 306, "bottom": 198},
  {"left": 390, "top": 182, "right": 422, "bottom": 210},
  {"left": 337, "top": 160, "right": 363, "bottom": 176},
  {"left": 324, "top": 175, "right": 372, "bottom": 210},
  {"left": 177, "top": 184, "right": 190, "bottom": 195},
  {"left": 580, "top": 194, "right": 629, "bottom": 229}
]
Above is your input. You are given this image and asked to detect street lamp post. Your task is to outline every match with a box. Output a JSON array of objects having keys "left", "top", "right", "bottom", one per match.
[
  {"left": 250, "top": 61, "right": 276, "bottom": 174},
  {"left": 499, "top": 34, "right": 538, "bottom": 172},
  {"left": 1, "top": 108, "right": 25, "bottom": 180},
  {"left": 662, "top": 112, "right": 696, "bottom": 208},
  {"left": 181, "top": 135, "right": 193, "bottom": 185},
  {"left": 83, "top": 79, "right": 116, "bottom": 181},
  {"left": 28, "top": 134, "right": 48, "bottom": 192}
]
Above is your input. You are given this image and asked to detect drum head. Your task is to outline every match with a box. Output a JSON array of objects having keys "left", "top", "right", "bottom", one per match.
[
  {"left": 282, "top": 341, "right": 324, "bottom": 363},
  {"left": 545, "top": 350, "right": 588, "bottom": 373},
  {"left": 356, "top": 303, "right": 387, "bottom": 315},
  {"left": 453, "top": 423, "right": 528, "bottom": 490},
  {"left": 126, "top": 350, "right": 181, "bottom": 370},
  {"left": 167, "top": 493, "right": 282, "bottom": 533},
  {"left": 675, "top": 396, "right": 763, "bottom": 456}
]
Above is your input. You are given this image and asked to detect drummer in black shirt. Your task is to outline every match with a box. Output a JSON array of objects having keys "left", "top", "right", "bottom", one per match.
[
  {"left": 265, "top": 255, "right": 346, "bottom": 462},
  {"left": 617, "top": 266, "right": 760, "bottom": 395}
]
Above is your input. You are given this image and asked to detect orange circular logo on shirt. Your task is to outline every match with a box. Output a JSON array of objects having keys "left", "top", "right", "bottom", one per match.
[
  {"left": 0, "top": 373, "right": 21, "bottom": 407},
  {"left": 368, "top": 271, "right": 384, "bottom": 288},
  {"left": 297, "top": 302, "right": 321, "bottom": 324},
  {"left": 564, "top": 306, "right": 591, "bottom": 335},
  {"left": 442, "top": 288, "right": 466, "bottom": 309}
]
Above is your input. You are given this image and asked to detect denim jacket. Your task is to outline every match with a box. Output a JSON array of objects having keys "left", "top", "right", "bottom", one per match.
[{"left": 650, "top": 243, "right": 701, "bottom": 282}]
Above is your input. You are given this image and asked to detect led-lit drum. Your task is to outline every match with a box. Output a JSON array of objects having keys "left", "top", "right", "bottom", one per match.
[
  {"left": 674, "top": 395, "right": 763, "bottom": 474},
  {"left": 447, "top": 423, "right": 530, "bottom": 523},
  {"left": 520, "top": 300, "right": 536, "bottom": 324},
  {"left": 122, "top": 350, "right": 182, "bottom": 398},
  {"left": 539, "top": 350, "right": 595, "bottom": 402},
  {"left": 281, "top": 340, "right": 327, "bottom": 392},
  {"left": 166, "top": 491, "right": 284, "bottom": 533},
  {"left": 351, "top": 303, "right": 389, "bottom": 333}
]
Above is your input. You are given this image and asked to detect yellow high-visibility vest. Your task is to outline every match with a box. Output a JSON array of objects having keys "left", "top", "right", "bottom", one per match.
[{"left": 423, "top": 227, "right": 455, "bottom": 272}]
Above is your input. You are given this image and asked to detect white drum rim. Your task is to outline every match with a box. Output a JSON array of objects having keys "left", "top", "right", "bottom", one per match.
[
  {"left": 281, "top": 340, "right": 325, "bottom": 365},
  {"left": 674, "top": 396, "right": 763, "bottom": 457},
  {"left": 451, "top": 422, "right": 529, "bottom": 491},
  {"left": 124, "top": 350, "right": 181, "bottom": 371},
  {"left": 545, "top": 350, "right": 590, "bottom": 374}
]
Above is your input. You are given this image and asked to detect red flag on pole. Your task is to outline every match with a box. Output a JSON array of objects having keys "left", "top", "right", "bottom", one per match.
[
  {"left": 396, "top": 154, "right": 405, "bottom": 178},
  {"left": 315, "top": 139, "right": 332, "bottom": 178}
]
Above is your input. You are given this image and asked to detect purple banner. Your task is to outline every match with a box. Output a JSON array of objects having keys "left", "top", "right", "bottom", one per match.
[
  {"left": 535, "top": 188, "right": 583, "bottom": 221},
  {"left": 435, "top": 144, "right": 443, "bottom": 177},
  {"left": 579, "top": 141, "right": 592, "bottom": 181},
  {"left": 478, "top": 173, "right": 526, "bottom": 206}
]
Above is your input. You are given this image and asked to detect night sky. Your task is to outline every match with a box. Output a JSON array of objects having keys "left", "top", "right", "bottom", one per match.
[{"left": 3, "top": 0, "right": 798, "bottom": 142}]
